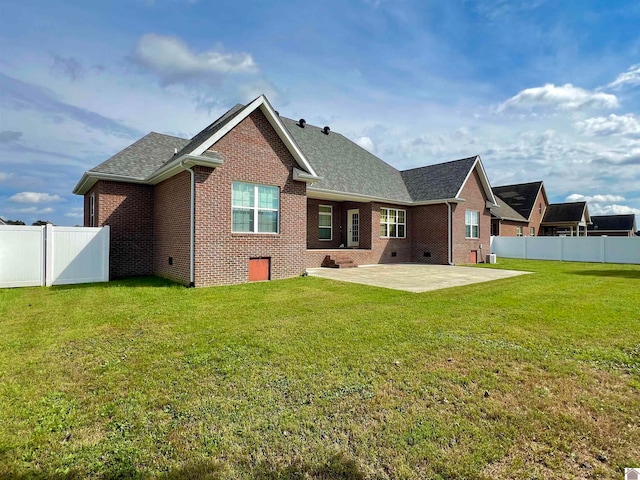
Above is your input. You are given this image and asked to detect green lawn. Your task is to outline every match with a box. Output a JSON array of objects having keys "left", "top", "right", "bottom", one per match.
[{"left": 0, "top": 259, "right": 638, "bottom": 479}]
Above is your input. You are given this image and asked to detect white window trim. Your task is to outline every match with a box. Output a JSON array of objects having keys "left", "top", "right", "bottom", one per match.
[
  {"left": 319, "top": 205, "right": 332, "bottom": 241},
  {"left": 231, "top": 182, "right": 280, "bottom": 234},
  {"left": 89, "top": 193, "right": 95, "bottom": 227},
  {"left": 380, "top": 207, "right": 407, "bottom": 239},
  {"left": 465, "top": 210, "right": 480, "bottom": 239},
  {"left": 530, "top": 226, "right": 535, "bottom": 236},
  {"left": 516, "top": 226, "right": 524, "bottom": 237}
]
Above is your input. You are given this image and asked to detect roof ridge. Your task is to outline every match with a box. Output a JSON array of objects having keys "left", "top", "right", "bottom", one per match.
[
  {"left": 493, "top": 180, "right": 543, "bottom": 189},
  {"left": 400, "top": 155, "right": 477, "bottom": 173},
  {"left": 148, "top": 131, "right": 189, "bottom": 141}
]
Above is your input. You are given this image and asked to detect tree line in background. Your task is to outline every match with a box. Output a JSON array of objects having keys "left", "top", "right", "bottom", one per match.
[{"left": 2, "top": 220, "right": 52, "bottom": 226}]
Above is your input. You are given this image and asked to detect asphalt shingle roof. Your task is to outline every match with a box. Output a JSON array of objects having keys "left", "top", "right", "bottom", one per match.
[
  {"left": 490, "top": 194, "right": 528, "bottom": 222},
  {"left": 281, "top": 117, "right": 413, "bottom": 203},
  {"left": 90, "top": 132, "right": 189, "bottom": 179},
  {"left": 588, "top": 214, "right": 636, "bottom": 232},
  {"left": 491, "top": 181, "right": 543, "bottom": 220},
  {"left": 400, "top": 156, "right": 477, "bottom": 202},
  {"left": 542, "top": 202, "right": 587, "bottom": 223},
  {"left": 173, "top": 104, "right": 246, "bottom": 160}
]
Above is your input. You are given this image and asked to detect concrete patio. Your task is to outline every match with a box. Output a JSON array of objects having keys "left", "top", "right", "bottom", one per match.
[{"left": 305, "top": 263, "right": 531, "bottom": 293}]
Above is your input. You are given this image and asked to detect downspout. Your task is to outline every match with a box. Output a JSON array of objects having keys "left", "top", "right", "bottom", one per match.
[
  {"left": 446, "top": 201, "right": 454, "bottom": 265},
  {"left": 180, "top": 160, "right": 196, "bottom": 287}
]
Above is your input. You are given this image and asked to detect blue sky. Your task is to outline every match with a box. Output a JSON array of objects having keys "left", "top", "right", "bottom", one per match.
[{"left": 1, "top": 0, "right": 640, "bottom": 226}]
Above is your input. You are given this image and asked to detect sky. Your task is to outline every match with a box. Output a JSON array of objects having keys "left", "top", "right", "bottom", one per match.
[{"left": 1, "top": 0, "right": 640, "bottom": 226}]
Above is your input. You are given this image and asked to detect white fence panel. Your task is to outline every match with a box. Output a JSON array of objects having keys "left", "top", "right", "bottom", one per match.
[
  {"left": 0, "top": 226, "right": 45, "bottom": 287},
  {"left": 46, "top": 226, "right": 110, "bottom": 286},
  {"left": 559, "top": 237, "right": 603, "bottom": 263},
  {"left": 525, "top": 237, "right": 563, "bottom": 260},
  {"left": 603, "top": 237, "right": 640, "bottom": 264},
  {"left": 490, "top": 237, "right": 526, "bottom": 259},
  {"left": 491, "top": 235, "right": 640, "bottom": 264},
  {"left": 0, "top": 225, "right": 109, "bottom": 288}
]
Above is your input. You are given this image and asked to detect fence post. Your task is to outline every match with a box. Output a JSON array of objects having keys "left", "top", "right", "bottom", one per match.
[{"left": 45, "top": 224, "right": 53, "bottom": 287}]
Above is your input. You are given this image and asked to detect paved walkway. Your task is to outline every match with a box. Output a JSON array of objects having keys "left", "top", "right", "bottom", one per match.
[{"left": 306, "top": 263, "right": 531, "bottom": 293}]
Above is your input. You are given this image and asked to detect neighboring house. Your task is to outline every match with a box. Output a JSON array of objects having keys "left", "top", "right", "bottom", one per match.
[
  {"left": 540, "top": 202, "right": 591, "bottom": 236},
  {"left": 73, "top": 95, "right": 497, "bottom": 287},
  {"left": 490, "top": 181, "right": 548, "bottom": 237},
  {"left": 587, "top": 214, "right": 637, "bottom": 237}
]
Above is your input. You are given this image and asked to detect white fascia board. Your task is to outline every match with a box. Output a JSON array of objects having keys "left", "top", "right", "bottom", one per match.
[
  {"left": 455, "top": 156, "right": 497, "bottom": 206},
  {"left": 72, "top": 171, "right": 147, "bottom": 195},
  {"left": 293, "top": 168, "right": 322, "bottom": 183},
  {"left": 189, "top": 95, "right": 318, "bottom": 178},
  {"left": 146, "top": 154, "right": 224, "bottom": 185}
]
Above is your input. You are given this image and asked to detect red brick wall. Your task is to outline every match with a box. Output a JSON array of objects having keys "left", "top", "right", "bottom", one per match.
[
  {"left": 193, "top": 109, "right": 307, "bottom": 286},
  {"left": 410, "top": 203, "right": 450, "bottom": 264},
  {"left": 528, "top": 187, "right": 547, "bottom": 235},
  {"left": 307, "top": 199, "right": 344, "bottom": 248},
  {"left": 498, "top": 221, "right": 528, "bottom": 237},
  {"left": 88, "top": 180, "right": 154, "bottom": 279},
  {"left": 153, "top": 171, "right": 191, "bottom": 285},
  {"left": 451, "top": 169, "right": 491, "bottom": 264}
]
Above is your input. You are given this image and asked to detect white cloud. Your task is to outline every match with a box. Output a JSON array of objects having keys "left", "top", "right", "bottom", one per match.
[
  {"left": 132, "top": 34, "right": 258, "bottom": 85},
  {"left": 566, "top": 193, "right": 626, "bottom": 203},
  {"left": 497, "top": 83, "right": 619, "bottom": 113},
  {"left": 64, "top": 207, "right": 84, "bottom": 218},
  {"left": 355, "top": 136, "right": 375, "bottom": 153},
  {"left": 575, "top": 114, "right": 640, "bottom": 137},
  {"left": 589, "top": 204, "right": 640, "bottom": 216},
  {"left": 9, "top": 192, "right": 63, "bottom": 203},
  {"left": 0, "top": 172, "right": 11, "bottom": 182},
  {"left": 607, "top": 64, "right": 640, "bottom": 90},
  {"left": 5, "top": 206, "right": 54, "bottom": 214}
]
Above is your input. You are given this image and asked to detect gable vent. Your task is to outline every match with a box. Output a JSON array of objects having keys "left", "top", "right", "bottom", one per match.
[
  {"left": 298, "top": 118, "right": 306, "bottom": 128},
  {"left": 322, "top": 126, "right": 330, "bottom": 135}
]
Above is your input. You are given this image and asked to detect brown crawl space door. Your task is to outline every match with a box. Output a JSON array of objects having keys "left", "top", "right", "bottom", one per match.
[
  {"left": 248, "top": 258, "right": 270, "bottom": 282},
  {"left": 470, "top": 250, "right": 478, "bottom": 264}
]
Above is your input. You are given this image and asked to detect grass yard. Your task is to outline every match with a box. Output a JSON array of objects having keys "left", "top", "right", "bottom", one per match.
[{"left": 0, "top": 259, "right": 639, "bottom": 479}]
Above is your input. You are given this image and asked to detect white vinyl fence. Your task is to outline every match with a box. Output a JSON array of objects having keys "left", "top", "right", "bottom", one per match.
[
  {"left": 0, "top": 225, "right": 109, "bottom": 288},
  {"left": 491, "top": 235, "right": 640, "bottom": 264}
]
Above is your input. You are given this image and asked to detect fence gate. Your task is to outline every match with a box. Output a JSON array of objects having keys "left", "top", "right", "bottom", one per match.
[{"left": 0, "top": 225, "right": 109, "bottom": 288}]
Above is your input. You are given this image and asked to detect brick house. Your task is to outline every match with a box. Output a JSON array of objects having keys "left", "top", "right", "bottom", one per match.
[
  {"left": 73, "top": 95, "right": 497, "bottom": 287},
  {"left": 490, "top": 181, "right": 548, "bottom": 237},
  {"left": 587, "top": 214, "right": 637, "bottom": 237}
]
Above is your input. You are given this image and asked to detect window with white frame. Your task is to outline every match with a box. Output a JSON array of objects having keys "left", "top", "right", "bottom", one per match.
[
  {"left": 465, "top": 210, "right": 479, "bottom": 238},
  {"left": 319, "top": 205, "right": 332, "bottom": 240},
  {"left": 380, "top": 208, "right": 406, "bottom": 238},
  {"left": 232, "top": 182, "right": 279, "bottom": 233},
  {"left": 516, "top": 226, "right": 523, "bottom": 236},
  {"left": 530, "top": 227, "right": 535, "bottom": 236},
  {"left": 89, "top": 193, "right": 95, "bottom": 227}
]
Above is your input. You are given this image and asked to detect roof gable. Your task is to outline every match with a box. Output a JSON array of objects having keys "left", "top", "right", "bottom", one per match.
[
  {"left": 492, "top": 181, "right": 545, "bottom": 221},
  {"left": 183, "top": 95, "right": 318, "bottom": 178},
  {"left": 588, "top": 214, "right": 637, "bottom": 232},
  {"left": 401, "top": 156, "right": 496, "bottom": 204},
  {"left": 542, "top": 202, "right": 590, "bottom": 223}
]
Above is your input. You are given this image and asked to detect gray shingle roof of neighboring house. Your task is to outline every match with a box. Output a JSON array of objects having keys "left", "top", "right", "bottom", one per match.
[
  {"left": 491, "top": 181, "right": 543, "bottom": 220},
  {"left": 280, "top": 117, "right": 413, "bottom": 203},
  {"left": 400, "top": 156, "right": 478, "bottom": 202},
  {"left": 542, "top": 202, "right": 588, "bottom": 223},
  {"left": 588, "top": 214, "right": 636, "bottom": 232},
  {"left": 90, "top": 132, "right": 189, "bottom": 180},
  {"left": 0, "top": 217, "right": 6, "bottom": 225},
  {"left": 490, "top": 194, "right": 528, "bottom": 222}
]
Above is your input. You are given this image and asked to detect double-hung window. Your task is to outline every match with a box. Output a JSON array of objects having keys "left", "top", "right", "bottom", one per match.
[
  {"left": 232, "top": 182, "right": 279, "bottom": 233},
  {"left": 516, "top": 226, "right": 523, "bottom": 237},
  {"left": 319, "top": 205, "right": 332, "bottom": 240},
  {"left": 380, "top": 208, "right": 406, "bottom": 238},
  {"left": 465, "top": 210, "right": 479, "bottom": 238},
  {"left": 530, "top": 227, "right": 535, "bottom": 236}
]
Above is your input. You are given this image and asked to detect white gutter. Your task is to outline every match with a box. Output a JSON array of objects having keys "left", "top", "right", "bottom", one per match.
[
  {"left": 446, "top": 201, "right": 453, "bottom": 265},
  {"left": 180, "top": 160, "right": 196, "bottom": 288}
]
